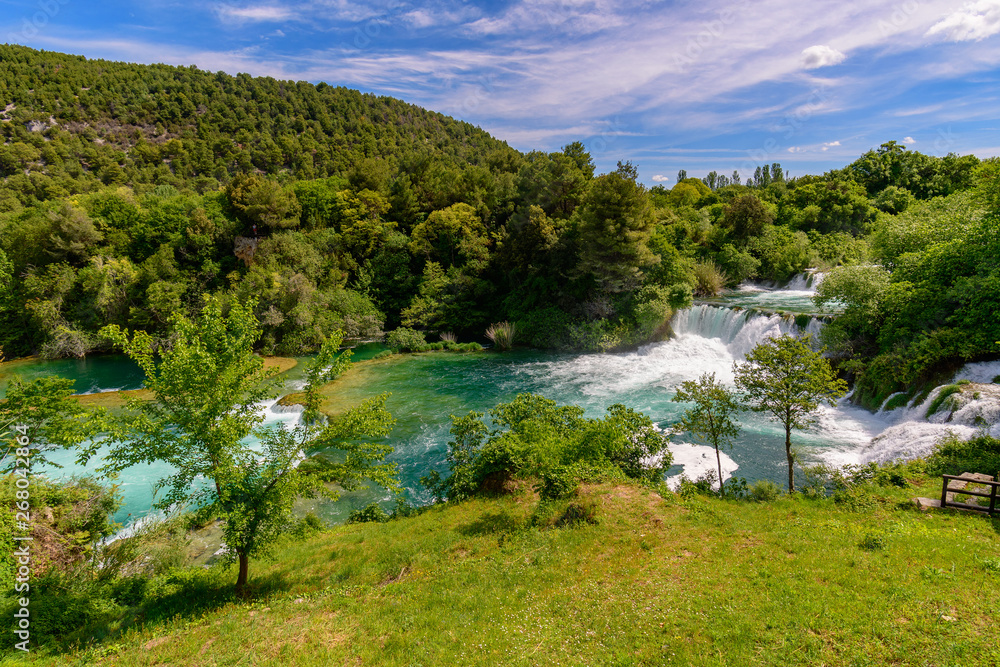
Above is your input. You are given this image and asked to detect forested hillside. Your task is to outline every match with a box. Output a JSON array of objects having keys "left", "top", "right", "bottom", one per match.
[{"left": 0, "top": 45, "right": 996, "bottom": 404}]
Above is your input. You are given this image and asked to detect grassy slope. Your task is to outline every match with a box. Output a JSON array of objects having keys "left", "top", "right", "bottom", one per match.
[{"left": 11, "top": 477, "right": 1000, "bottom": 667}]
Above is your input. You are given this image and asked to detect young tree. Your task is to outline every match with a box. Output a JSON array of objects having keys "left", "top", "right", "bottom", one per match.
[
  {"left": 733, "top": 335, "right": 847, "bottom": 492},
  {"left": 671, "top": 373, "right": 743, "bottom": 496},
  {"left": 219, "top": 335, "right": 396, "bottom": 595},
  {"left": 89, "top": 298, "right": 397, "bottom": 595}
]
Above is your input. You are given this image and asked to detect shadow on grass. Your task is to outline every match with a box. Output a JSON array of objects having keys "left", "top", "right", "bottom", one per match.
[{"left": 1, "top": 567, "right": 293, "bottom": 657}]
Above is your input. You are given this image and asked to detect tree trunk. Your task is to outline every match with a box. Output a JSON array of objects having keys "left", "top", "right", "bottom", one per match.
[
  {"left": 785, "top": 423, "right": 795, "bottom": 493},
  {"left": 715, "top": 446, "right": 725, "bottom": 497},
  {"left": 235, "top": 552, "right": 250, "bottom": 597}
]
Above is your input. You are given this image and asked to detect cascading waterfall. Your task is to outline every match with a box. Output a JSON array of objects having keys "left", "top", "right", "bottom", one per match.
[
  {"left": 671, "top": 304, "right": 822, "bottom": 359},
  {"left": 859, "top": 360, "right": 1000, "bottom": 463}
]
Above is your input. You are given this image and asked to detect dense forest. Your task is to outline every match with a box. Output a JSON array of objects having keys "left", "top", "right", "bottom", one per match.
[{"left": 1, "top": 44, "right": 997, "bottom": 406}]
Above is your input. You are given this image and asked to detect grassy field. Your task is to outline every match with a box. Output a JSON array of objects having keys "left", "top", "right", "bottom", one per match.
[{"left": 7, "top": 473, "right": 1000, "bottom": 667}]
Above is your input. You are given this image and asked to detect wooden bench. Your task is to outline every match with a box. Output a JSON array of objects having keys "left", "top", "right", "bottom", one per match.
[{"left": 939, "top": 473, "right": 999, "bottom": 516}]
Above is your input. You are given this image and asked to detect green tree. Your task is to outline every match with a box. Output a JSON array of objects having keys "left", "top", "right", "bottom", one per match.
[
  {"left": 577, "top": 161, "right": 658, "bottom": 293},
  {"left": 91, "top": 299, "right": 396, "bottom": 594},
  {"left": 672, "top": 373, "right": 743, "bottom": 496},
  {"left": 409, "top": 202, "right": 489, "bottom": 271},
  {"left": 218, "top": 335, "right": 396, "bottom": 595},
  {"left": 733, "top": 336, "right": 847, "bottom": 492},
  {"left": 721, "top": 194, "right": 774, "bottom": 242}
]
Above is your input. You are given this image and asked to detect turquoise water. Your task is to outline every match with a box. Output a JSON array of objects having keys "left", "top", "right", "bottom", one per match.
[{"left": 2, "top": 287, "right": 889, "bottom": 525}]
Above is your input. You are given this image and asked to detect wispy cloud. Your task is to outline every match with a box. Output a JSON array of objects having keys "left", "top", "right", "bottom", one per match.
[
  {"left": 926, "top": 0, "right": 1000, "bottom": 42},
  {"left": 216, "top": 4, "right": 294, "bottom": 24}
]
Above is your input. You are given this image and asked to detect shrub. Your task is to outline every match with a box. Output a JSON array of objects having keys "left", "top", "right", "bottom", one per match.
[
  {"left": 439, "top": 331, "right": 457, "bottom": 343},
  {"left": 556, "top": 500, "right": 599, "bottom": 527},
  {"left": 348, "top": 502, "right": 390, "bottom": 524},
  {"left": 372, "top": 350, "right": 395, "bottom": 359},
  {"left": 424, "top": 394, "right": 670, "bottom": 502},
  {"left": 386, "top": 327, "right": 426, "bottom": 352},
  {"left": 749, "top": 479, "right": 781, "bottom": 502},
  {"left": 926, "top": 434, "right": 1000, "bottom": 478},
  {"left": 692, "top": 260, "right": 728, "bottom": 296},
  {"left": 859, "top": 531, "right": 888, "bottom": 551},
  {"left": 485, "top": 321, "right": 517, "bottom": 350}
]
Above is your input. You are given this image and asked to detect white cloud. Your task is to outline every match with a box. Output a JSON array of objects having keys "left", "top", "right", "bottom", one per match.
[
  {"left": 787, "top": 146, "right": 806, "bottom": 153},
  {"left": 903, "top": 136, "right": 916, "bottom": 143},
  {"left": 216, "top": 4, "right": 293, "bottom": 23},
  {"left": 651, "top": 174, "right": 671, "bottom": 182},
  {"left": 926, "top": 0, "right": 1000, "bottom": 41},
  {"left": 821, "top": 140, "right": 841, "bottom": 151},
  {"left": 800, "top": 45, "right": 847, "bottom": 69}
]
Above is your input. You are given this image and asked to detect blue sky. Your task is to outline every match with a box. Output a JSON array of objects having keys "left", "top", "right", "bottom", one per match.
[{"left": 3, "top": 0, "right": 999, "bottom": 185}]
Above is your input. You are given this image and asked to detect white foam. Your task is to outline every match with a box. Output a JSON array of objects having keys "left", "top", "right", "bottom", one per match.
[
  {"left": 663, "top": 441, "right": 739, "bottom": 490},
  {"left": 953, "top": 360, "right": 1000, "bottom": 384}
]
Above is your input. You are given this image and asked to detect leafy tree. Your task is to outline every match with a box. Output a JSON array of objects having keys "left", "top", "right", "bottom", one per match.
[
  {"left": 734, "top": 336, "right": 847, "bottom": 492},
  {"left": 90, "top": 298, "right": 397, "bottom": 594},
  {"left": 219, "top": 336, "right": 396, "bottom": 595},
  {"left": 226, "top": 173, "right": 302, "bottom": 232},
  {"left": 721, "top": 194, "right": 773, "bottom": 242},
  {"left": 672, "top": 373, "right": 743, "bottom": 496},
  {"left": 409, "top": 202, "right": 489, "bottom": 270}
]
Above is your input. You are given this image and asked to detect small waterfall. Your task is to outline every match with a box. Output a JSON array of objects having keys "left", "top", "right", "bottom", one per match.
[
  {"left": 782, "top": 270, "right": 826, "bottom": 292},
  {"left": 859, "top": 362, "right": 1000, "bottom": 464},
  {"left": 671, "top": 305, "right": 822, "bottom": 359}
]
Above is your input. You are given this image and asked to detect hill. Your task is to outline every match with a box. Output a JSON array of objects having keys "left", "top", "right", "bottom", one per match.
[
  {"left": 0, "top": 44, "right": 519, "bottom": 202},
  {"left": 7, "top": 478, "right": 1000, "bottom": 666}
]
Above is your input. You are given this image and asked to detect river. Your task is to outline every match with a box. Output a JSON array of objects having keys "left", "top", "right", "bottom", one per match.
[{"left": 3, "top": 273, "right": 998, "bottom": 526}]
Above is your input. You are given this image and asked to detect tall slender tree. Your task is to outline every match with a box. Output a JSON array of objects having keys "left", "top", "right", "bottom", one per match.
[
  {"left": 672, "top": 373, "right": 743, "bottom": 496},
  {"left": 734, "top": 335, "right": 847, "bottom": 492}
]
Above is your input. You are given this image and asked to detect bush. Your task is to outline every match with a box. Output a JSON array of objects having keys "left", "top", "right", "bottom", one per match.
[
  {"left": 348, "top": 502, "right": 390, "bottom": 524},
  {"left": 386, "top": 327, "right": 426, "bottom": 352},
  {"left": 859, "top": 531, "right": 888, "bottom": 551},
  {"left": 749, "top": 479, "right": 781, "bottom": 502},
  {"left": 424, "top": 394, "right": 670, "bottom": 502},
  {"left": 926, "top": 434, "right": 1000, "bottom": 478},
  {"left": 692, "top": 260, "right": 728, "bottom": 296},
  {"left": 485, "top": 321, "right": 517, "bottom": 350},
  {"left": 557, "top": 500, "right": 599, "bottom": 527}
]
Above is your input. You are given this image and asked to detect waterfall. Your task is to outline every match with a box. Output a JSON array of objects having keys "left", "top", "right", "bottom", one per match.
[
  {"left": 782, "top": 270, "right": 826, "bottom": 292},
  {"left": 670, "top": 305, "right": 822, "bottom": 359}
]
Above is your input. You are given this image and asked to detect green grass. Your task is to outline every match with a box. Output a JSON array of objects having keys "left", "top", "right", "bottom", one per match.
[{"left": 6, "top": 479, "right": 1000, "bottom": 666}]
